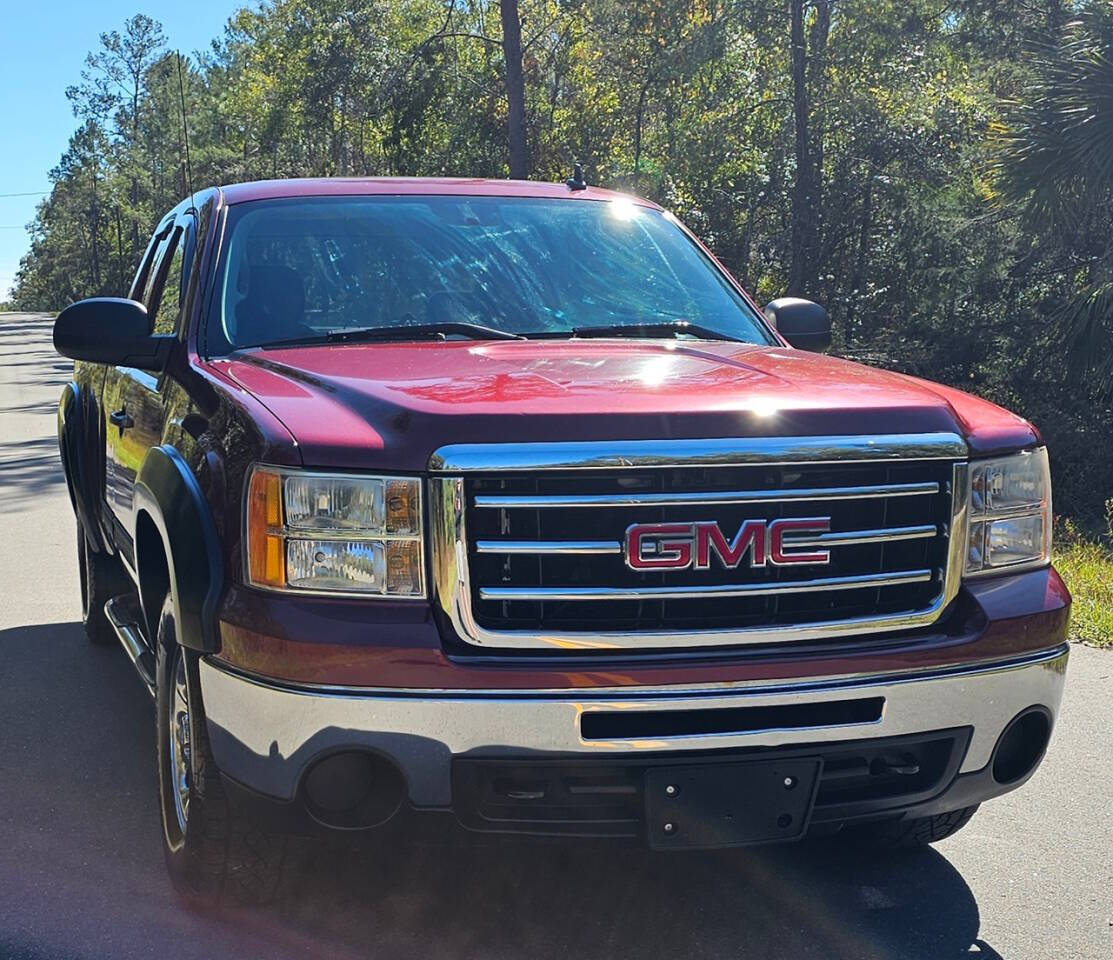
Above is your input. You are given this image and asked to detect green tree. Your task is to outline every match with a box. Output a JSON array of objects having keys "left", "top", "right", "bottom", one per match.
[
  {"left": 993, "top": 10, "right": 1113, "bottom": 390},
  {"left": 10, "top": 0, "right": 1113, "bottom": 526}
]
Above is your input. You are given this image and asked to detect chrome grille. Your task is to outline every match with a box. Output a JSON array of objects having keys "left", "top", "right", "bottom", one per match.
[{"left": 428, "top": 434, "right": 968, "bottom": 651}]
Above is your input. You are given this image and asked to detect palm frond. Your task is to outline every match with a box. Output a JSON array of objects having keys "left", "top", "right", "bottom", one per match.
[
  {"left": 992, "top": 13, "right": 1113, "bottom": 227},
  {"left": 1059, "top": 281, "right": 1113, "bottom": 392}
]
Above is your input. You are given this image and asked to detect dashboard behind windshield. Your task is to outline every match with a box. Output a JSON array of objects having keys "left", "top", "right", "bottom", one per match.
[{"left": 207, "top": 194, "right": 774, "bottom": 353}]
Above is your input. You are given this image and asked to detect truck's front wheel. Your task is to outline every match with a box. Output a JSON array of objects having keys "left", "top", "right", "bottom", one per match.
[
  {"left": 154, "top": 594, "right": 285, "bottom": 905},
  {"left": 76, "top": 523, "right": 130, "bottom": 645},
  {"left": 849, "top": 805, "right": 980, "bottom": 849}
]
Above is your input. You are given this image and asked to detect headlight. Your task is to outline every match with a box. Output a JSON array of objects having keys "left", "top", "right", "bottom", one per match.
[
  {"left": 965, "top": 447, "right": 1052, "bottom": 578},
  {"left": 245, "top": 466, "right": 424, "bottom": 597}
]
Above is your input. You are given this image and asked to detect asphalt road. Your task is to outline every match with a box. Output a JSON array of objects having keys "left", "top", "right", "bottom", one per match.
[{"left": 0, "top": 310, "right": 1110, "bottom": 960}]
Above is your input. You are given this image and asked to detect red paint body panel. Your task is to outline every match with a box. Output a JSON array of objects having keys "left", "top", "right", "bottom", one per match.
[
  {"left": 211, "top": 341, "right": 1037, "bottom": 473},
  {"left": 205, "top": 177, "right": 1039, "bottom": 468},
  {"left": 213, "top": 567, "right": 1070, "bottom": 689},
  {"left": 198, "top": 176, "right": 1051, "bottom": 690}
]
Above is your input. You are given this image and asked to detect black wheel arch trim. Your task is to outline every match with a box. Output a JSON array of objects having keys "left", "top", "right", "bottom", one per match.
[
  {"left": 58, "top": 380, "right": 107, "bottom": 552},
  {"left": 134, "top": 444, "right": 224, "bottom": 653}
]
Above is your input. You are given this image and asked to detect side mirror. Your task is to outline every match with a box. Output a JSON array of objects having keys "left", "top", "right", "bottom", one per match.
[
  {"left": 763, "top": 297, "right": 831, "bottom": 351},
  {"left": 53, "top": 298, "right": 174, "bottom": 372}
]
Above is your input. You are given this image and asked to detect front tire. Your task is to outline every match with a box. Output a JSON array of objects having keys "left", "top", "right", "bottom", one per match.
[
  {"left": 849, "top": 805, "right": 980, "bottom": 849},
  {"left": 76, "top": 522, "right": 130, "bottom": 645},
  {"left": 155, "top": 594, "right": 286, "bottom": 905}
]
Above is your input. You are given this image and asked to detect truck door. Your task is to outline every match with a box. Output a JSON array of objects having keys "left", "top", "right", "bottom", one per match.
[
  {"left": 101, "top": 221, "right": 170, "bottom": 540},
  {"left": 103, "top": 213, "right": 193, "bottom": 555}
]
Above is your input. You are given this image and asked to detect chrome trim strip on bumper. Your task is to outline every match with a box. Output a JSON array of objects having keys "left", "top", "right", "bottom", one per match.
[
  {"left": 473, "top": 481, "right": 939, "bottom": 509},
  {"left": 199, "top": 644, "right": 1069, "bottom": 806},
  {"left": 478, "top": 569, "right": 933, "bottom": 602},
  {"left": 429, "top": 432, "right": 969, "bottom": 472},
  {"left": 205, "top": 642, "right": 1068, "bottom": 700}
]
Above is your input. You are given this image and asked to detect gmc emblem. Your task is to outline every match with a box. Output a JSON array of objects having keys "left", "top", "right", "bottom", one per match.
[{"left": 624, "top": 518, "right": 831, "bottom": 571}]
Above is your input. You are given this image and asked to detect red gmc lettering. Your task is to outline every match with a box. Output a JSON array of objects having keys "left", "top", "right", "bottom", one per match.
[
  {"left": 769, "top": 518, "right": 831, "bottom": 565},
  {"left": 695, "top": 519, "right": 766, "bottom": 569},
  {"left": 626, "top": 523, "right": 694, "bottom": 570},
  {"left": 626, "top": 518, "right": 831, "bottom": 571}
]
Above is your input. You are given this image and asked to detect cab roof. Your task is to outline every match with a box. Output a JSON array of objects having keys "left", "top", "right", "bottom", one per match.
[{"left": 217, "top": 177, "right": 660, "bottom": 208}]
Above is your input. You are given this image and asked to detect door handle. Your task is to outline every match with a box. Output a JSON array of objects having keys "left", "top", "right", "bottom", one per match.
[{"left": 110, "top": 409, "right": 135, "bottom": 431}]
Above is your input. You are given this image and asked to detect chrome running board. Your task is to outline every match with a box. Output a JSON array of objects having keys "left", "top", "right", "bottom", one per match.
[{"left": 104, "top": 596, "right": 156, "bottom": 698}]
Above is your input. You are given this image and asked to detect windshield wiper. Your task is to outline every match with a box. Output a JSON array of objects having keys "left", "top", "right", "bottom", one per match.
[
  {"left": 567, "top": 320, "right": 744, "bottom": 343},
  {"left": 258, "top": 321, "right": 525, "bottom": 349}
]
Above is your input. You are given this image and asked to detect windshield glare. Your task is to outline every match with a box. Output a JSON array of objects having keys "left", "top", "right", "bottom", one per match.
[{"left": 209, "top": 195, "right": 773, "bottom": 352}]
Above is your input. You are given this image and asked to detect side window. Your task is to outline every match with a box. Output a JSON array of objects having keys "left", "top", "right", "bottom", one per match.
[
  {"left": 140, "top": 231, "right": 174, "bottom": 310},
  {"left": 142, "top": 220, "right": 192, "bottom": 336},
  {"left": 150, "top": 234, "right": 186, "bottom": 334},
  {"left": 130, "top": 225, "right": 172, "bottom": 301}
]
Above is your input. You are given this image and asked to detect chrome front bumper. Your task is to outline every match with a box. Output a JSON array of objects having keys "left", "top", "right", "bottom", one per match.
[{"left": 199, "top": 644, "right": 1069, "bottom": 806}]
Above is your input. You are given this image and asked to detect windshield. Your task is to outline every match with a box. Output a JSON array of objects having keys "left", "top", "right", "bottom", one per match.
[{"left": 207, "top": 195, "right": 774, "bottom": 352}]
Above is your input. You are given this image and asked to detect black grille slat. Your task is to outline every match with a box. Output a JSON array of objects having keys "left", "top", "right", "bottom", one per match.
[
  {"left": 580, "top": 697, "right": 885, "bottom": 740},
  {"left": 466, "top": 459, "right": 953, "bottom": 634}
]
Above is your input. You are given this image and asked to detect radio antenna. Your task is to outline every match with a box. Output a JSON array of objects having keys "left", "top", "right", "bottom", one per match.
[{"left": 176, "top": 52, "right": 196, "bottom": 213}]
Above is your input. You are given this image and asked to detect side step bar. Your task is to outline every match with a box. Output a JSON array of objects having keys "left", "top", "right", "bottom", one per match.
[{"left": 104, "top": 596, "right": 156, "bottom": 698}]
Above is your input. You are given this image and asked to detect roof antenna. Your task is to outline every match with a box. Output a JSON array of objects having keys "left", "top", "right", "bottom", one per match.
[
  {"left": 566, "top": 161, "right": 587, "bottom": 191},
  {"left": 176, "top": 52, "right": 197, "bottom": 213}
]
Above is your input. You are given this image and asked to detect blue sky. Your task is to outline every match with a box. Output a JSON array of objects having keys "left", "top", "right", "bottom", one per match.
[{"left": 0, "top": 1, "right": 247, "bottom": 299}]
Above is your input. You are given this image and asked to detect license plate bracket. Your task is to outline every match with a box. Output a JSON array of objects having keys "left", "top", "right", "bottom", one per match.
[{"left": 645, "top": 758, "right": 821, "bottom": 850}]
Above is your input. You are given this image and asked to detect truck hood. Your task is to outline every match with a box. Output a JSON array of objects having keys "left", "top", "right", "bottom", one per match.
[{"left": 209, "top": 339, "right": 1039, "bottom": 471}]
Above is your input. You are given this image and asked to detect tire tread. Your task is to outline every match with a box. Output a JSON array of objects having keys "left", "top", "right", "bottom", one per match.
[
  {"left": 156, "top": 595, "right": 286, "bottom": 906},
  {"left": 77, "top": 523, "right": 130, "bottom": 646},
  {"left": 854, "top": 804, "right": 980, "bottom": 849}
]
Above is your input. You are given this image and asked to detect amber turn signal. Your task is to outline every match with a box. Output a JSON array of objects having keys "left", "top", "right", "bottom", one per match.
[{"left": 247, "top": 468, "right": 286, "bottom": 588}]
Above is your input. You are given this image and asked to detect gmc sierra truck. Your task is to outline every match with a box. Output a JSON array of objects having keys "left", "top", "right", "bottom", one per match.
[{"left": 53, "top": 177, "right": 1070, "bottom": 904}]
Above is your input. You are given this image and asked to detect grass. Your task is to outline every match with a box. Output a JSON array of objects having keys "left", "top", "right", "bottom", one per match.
[{"left": 1054, "top": 534, "right": 1113, "bottom": 648}]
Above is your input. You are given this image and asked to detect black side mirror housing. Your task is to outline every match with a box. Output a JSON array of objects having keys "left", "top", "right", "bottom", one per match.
[
  {"left": 764, "top": 297, "right": 831, "bottom": 351},
  {"left": 53, "top": 298, "right": 175, "bottom": 372}
]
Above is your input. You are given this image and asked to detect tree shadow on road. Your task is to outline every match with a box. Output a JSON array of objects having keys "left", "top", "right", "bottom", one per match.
[
  {"left": 0, "top": 621, "right": 1007, "bottom": 960},
  {"left": 0, "top": 437, "right": 65, "bottom": 508}
]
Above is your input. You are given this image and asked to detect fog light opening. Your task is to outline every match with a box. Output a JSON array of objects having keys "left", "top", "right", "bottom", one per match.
[
  {"left": 302, "top": 751, "right": 405, "bottom": 830},
  {"left": 992, "top": 708, "right": 1051, "bottom": 786}
]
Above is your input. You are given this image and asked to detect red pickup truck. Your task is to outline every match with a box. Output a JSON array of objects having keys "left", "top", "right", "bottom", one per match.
[{"left": 53, "top": 177, "right": 1069, "bottom": 905}]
